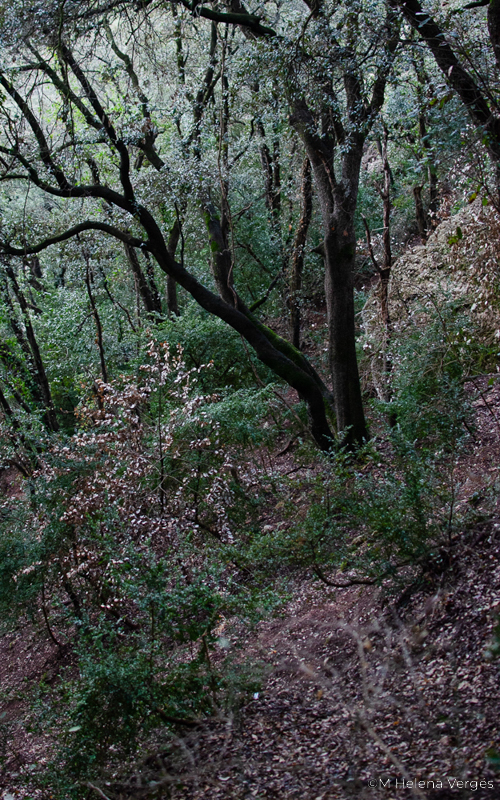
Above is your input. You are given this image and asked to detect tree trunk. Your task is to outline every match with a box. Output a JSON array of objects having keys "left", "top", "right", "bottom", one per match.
[
  {"left": 290, "top": 103, "right": 368, "bottom": 445},
  {"left": 125, "top": 243, "right": 162, "bottom": 318},
  {"left": 415, "top": 64, "right": 439, "bottom": 232},
  {"left": 135, "top": 210, "right": 335, "bottom": 450},
  {"left": 4, "top": 265, "right": 59, "bottom": 432},
  {"left": 324, "top": 212, "right": 368, "bottom": 444},
  {"left": 203, "top": 199, "right": 235, "bottom": 306},
  {"left": 488, "top": 0, "right": 500, "bottom": 73},
  {"left": 289, "top": 157, "right": 312, "bottom": 349},
  {"left": 166, "top": 218, "right": 181, "bottom": 316},
  {"left": 379, "top": 128, "right": 392, "bottom": 331}
]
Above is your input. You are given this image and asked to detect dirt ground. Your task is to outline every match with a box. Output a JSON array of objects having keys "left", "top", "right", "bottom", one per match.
[{"left": 1, "top": 378, "right": 500, "bottom": 800}]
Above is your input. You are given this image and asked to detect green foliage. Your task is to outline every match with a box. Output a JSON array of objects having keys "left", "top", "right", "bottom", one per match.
[
  {"left": 256, "top": 300, "right": 482, "bottom": 590},
  {"left": 0, "top": 348, "right": 274, "bottom": 792},
  {"left": 252, "top": 436, "right": 445, "bottom": 588},
  {"left": 0, "top": 0, "right": 498, "bottom": 790},
  {"left": 157, "top": 304, "right": 275, "bottom": 391},
  {"left": 0, "top": 502, "right": 43, "bottom": 620},
  {"left": 386, "top": 298, "right": 491, "bottom": 450},
  {"left": 35, "top": 573, "right": 223, "bottom": 783}
]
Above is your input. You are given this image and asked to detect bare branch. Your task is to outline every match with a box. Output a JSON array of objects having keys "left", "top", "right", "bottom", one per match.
[
  {"left": 58, "top": 43, "right": 136, "bottom": 200},
  {"left": 0, "top": 221, "right": 148, "bottom": 257}
]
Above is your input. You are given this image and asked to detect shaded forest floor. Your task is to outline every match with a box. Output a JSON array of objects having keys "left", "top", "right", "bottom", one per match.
[{"left": 1, "top": 376, "right": 500, "bottom": 800}]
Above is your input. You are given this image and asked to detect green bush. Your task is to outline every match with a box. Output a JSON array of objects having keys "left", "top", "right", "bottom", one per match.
[
  {"left": 0, "top": 346, "right": 272, "bottom": 794},
  {"left": 385, "top": 298, "right": 481, "bottom": 452},
  {"left": 256, "top": 300, "right": 485, "bottom": 590}
]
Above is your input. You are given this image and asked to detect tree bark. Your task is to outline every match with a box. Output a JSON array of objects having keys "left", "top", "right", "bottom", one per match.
[
  {"left": 289, "top": 157, "right": 312, "bottom": 349},
  {"left": 125, "top": 243, "right": 162, "bottom": 318},
  {"left": 290, "top": 103, "right": 368, "bottom": 445}
]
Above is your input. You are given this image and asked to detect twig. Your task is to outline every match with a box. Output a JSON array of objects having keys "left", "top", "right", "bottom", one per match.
[
  {"left": 86, "top": 782, "right": 113, "bottom": 800},
  {"left": 469, "top": 376, "right": 500, "bottom": 431},
  {"left": 276, "top": 436, "right": 297, "bottom": 456},
  {"left": 312, "top": 563, "right": 376, "bottom": 588}
]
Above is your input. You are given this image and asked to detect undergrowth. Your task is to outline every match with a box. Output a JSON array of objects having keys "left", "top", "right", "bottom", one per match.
[
  {"left": 0, "top": 341, "right": 280, "bottom": 795},
  {"left": 251, "top": 299, "right": 494, "bottom": 592},
  {"left": 0, "top": 297, "right": 498, "bottom": 796}
]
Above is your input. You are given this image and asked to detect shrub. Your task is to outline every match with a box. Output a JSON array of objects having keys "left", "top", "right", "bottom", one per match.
[
  {"left": 0, "top": 343, "right": 272, "bottom": 792},
  {"left": 259, "top": 300, "right": 484, "bottom": 591}
]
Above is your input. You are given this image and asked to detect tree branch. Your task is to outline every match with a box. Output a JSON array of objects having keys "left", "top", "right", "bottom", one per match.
[
  {"left": 26, "top": 44, "right": 102, "bottom": 131},
  {"left": 58, "top": 43, "right": 136, "bottom": 201},
  {"left": 0, "top": 71, "right": 71, "bottom": 191},
  {"left": 0, "top": 222, "right": 148, "bottom": 257},
  {"left": 180, "top": 0, "right": 276, "bottom": 37}
]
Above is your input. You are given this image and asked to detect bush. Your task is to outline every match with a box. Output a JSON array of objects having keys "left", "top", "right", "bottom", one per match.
[
  {"left": 157, "top": 303, "right": 275, "bottom": 391},
  {"left": 0, "top": 343, "right": 273, "bottom": 793},
  {"left": 258, "top": 300, "right": 484, "bottom": 591}
]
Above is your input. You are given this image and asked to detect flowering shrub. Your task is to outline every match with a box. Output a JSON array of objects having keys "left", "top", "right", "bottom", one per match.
[{"left": 0, "top": 342, "right": 267, "bottom": 789}]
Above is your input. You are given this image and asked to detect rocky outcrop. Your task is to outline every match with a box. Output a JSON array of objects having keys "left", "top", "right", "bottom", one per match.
[{"left": 361, "top": 200, "right": 500, "bottom": 399}]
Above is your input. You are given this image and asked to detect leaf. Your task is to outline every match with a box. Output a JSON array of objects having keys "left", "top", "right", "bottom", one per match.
[{"left": 439, "top": 92, "right": 453, "bottom": 109}]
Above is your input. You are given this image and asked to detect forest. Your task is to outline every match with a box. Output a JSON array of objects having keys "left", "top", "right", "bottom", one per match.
[{"left": 0, "top": 0, "right": 500, "bottom": 797}]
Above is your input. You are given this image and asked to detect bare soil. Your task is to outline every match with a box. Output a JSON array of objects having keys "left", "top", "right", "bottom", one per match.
[{"left": 1, "top": 378, "right": 500, "bottom": 800}]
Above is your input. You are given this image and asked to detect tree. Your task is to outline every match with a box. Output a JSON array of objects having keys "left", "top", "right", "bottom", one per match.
[
  {"left": 286, "top": 0, "right": 400, "bottom": 443},
  {"left": 0, "top": 0, "right": 404, "bottom": 448},
  {"left": 0, "top": 6, "right": 337, "bottom": 450},
  {"left": 391, "top": 0, "right": 500, "bottom": 202}
]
